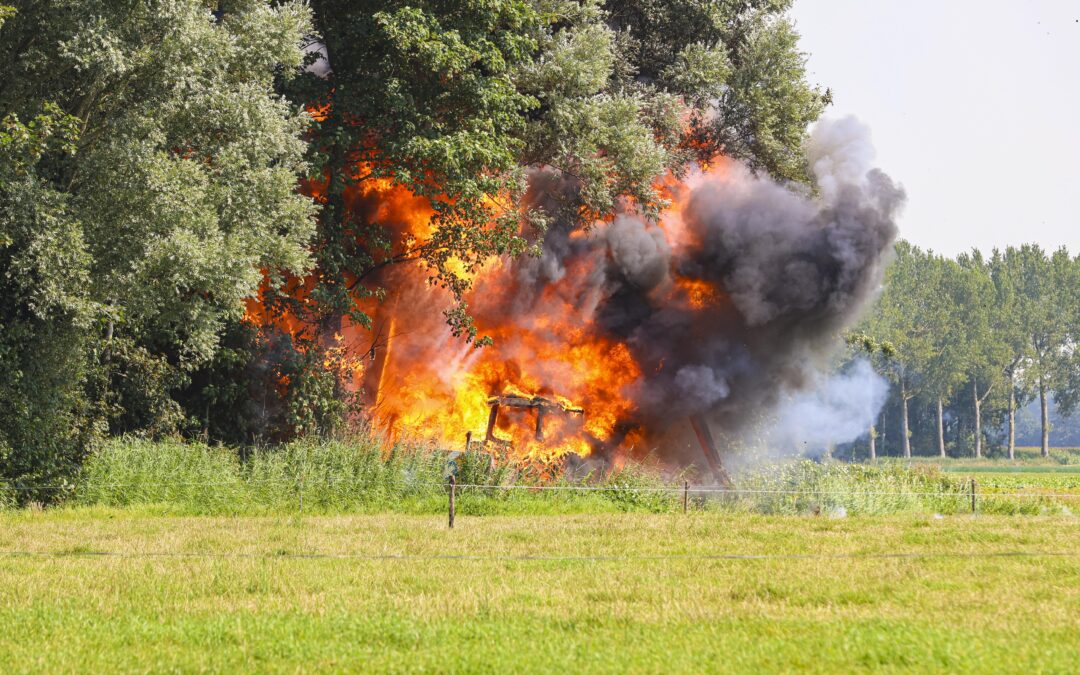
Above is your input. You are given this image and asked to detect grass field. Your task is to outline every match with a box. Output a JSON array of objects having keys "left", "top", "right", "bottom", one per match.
[
  {"left": 882, "top": 449, "right": 1080, "bottom": 504},
  {"left": 899, "top": 446, "right": 1080, "bottom": 467},
  {"left": 1, "top": 509, "right": 1078, "bottom": 672}
]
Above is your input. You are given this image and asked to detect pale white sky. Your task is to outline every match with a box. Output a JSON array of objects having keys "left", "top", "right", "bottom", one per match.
[{"left": 790, "top": 0, "right": 1080, "bottom": 255}]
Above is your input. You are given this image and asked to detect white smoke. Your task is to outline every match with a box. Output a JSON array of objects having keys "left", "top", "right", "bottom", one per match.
[
  {"left": 806, "top": 116, "right": 879, "bottom": 202},
  {"left": 765, "top": 359, "right": 888, "bottom": 457}
]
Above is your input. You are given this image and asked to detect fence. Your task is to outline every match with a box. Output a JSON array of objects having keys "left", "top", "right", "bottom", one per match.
[
  {"left": 2, "top": 476, "right": 1078, "bottom": 562},
  {"left": 4, "top": 475, "right": 1079, "bottom": 522}
]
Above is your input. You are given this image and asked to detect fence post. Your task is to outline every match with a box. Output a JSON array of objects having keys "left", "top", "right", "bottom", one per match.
[
  {"left": 683, "top": 481, "right": 689, "bottom": 514},
  {"left": 448, "top": 475, "right": 456, "bottom": 529},
  {"left": 970, "top": 478, "right": 977, "bottom": 514}
]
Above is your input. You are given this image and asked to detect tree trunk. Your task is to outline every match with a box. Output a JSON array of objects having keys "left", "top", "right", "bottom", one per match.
[
  {"left": 1007, "top": 377, "right": 1016, "bottom": 461},
  {"left": 1040, "top": 375, "right": 1050, "bottom": 457},
  {"left": 973, "top": 380, "right": 982, "bottom": 459},
  {"left": 901, "top": 384, "right": 911, "bottom": 459},
  {"left": 868, "top": 425, "right": 877, "bottom": 461},
  {"left": 936, "top": 397, "right": 946, "bottom": 458}
]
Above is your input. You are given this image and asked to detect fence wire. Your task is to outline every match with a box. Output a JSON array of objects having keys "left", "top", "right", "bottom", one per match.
[
  {"left": 4, "top": 477, "right": 1080, "bottom": 499},
  {"left": 0, "top": 549, "right": 1077, "bottom": 562}
]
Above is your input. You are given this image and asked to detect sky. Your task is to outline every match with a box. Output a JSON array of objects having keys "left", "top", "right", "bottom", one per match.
[{"left": 790, "top": 0, "right": 1080, "bottom": 256}]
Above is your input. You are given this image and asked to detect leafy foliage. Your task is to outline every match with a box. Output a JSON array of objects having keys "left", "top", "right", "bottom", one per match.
[
  {"left": 0, "top": 1, "right": 317, "bottom": 487},
  {"left": 856, "top": 241, "right": 1080, "bottom": 459},
  {"left": 277, "top": 0, "right": 827, "bottom": 341}
]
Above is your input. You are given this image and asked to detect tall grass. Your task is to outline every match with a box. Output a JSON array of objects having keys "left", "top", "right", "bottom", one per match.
[
  {"left": 72, "top": 436, "right": 681, "bottom": 515},
  {"left": 14, "top": 437, "right": 1072, "bottom": 516}
]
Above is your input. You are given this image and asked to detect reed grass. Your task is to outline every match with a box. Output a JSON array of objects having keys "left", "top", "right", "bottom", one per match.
[{"left": 11, "top": 437, "right": 1063, "bottom": 516}]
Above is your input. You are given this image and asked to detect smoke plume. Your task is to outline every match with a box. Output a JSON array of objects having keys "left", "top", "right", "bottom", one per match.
[{"left": 764, "top": 359, "right": 889, "bottom": 458}]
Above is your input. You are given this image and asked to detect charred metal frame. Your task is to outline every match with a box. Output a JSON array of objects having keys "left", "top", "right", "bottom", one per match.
[{"left": 485, "top": 395, "right": 584, "bottom": 443}]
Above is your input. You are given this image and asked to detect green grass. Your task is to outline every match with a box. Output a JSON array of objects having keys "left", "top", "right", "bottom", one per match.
[
  {"left": 59, "top": 436, "right": 680, "bottom": 516},
  {"left": 6, "top": 437, "right": 1078, "bottom": 516},
  {"left": 0, "top": 510, "right": 1077, "bottom": 672},
  {"left": 894, "top": 446, "right": 1080, "bottom": 467},
  {"left": 875, "top": 449, "right": 1080, "bottom": 506}
]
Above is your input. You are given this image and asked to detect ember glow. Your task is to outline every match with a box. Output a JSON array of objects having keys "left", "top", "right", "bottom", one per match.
[{"left": 250, "top": 117, "right": 902, "bottom": 471}]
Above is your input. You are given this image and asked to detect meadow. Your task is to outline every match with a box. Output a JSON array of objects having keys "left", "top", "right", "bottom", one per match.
[
  {"left": 1, "top": 510, "right": 1078, "bottom": 672},
  {"left": 3, "top": 439, "right": 1079, "bottom": 672}
]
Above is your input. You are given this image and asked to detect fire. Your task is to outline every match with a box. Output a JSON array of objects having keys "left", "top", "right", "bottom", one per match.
[
  {"left": 249, "top": 145, "right": 738, "bottom": 465},
  {"left": 241, "top": 104, "right": 911, "bottom": 483},
  {"left": 676, "top": 276, "right": 724, "bottom": 310}
]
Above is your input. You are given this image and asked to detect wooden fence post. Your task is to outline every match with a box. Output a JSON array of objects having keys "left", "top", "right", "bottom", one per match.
[
  {"left": 971, "top": 478, "right": 977, "bottom": 514},
  {"left": 448, "top": 475, "right": 456, "bottom": 529},
  {"left": 683, "top": 481, "right": 689, "bottom": 514}
]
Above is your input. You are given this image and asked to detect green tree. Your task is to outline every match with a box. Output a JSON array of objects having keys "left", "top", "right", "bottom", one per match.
[
  {"left": 605, "top": 0, "right": 829, "bottom": 181},
  {"left": 988, "top": 248, "right": 1035, "bottom": 459},
  {"left": 918, "top": 255, "right": 969, "bottom": 458},
  {"left": 280, "top": 0, "right": 827, "bottom": 341},
  {"left": 949, "top": 251, "right": 1004, "bottom": 458},
  {"left": 0, "top": 1, "right": 317, "bottom": 485},
  {"left": 991, "top": 245, "right": 1072, "bottom": 457},
  {"left": 0, "top": 101, "right": 92, "bottom": 493},
  {"left": 862, "top": 242, "right": 939, "bottom": 458},
  {"left": 1051, "top": 252, "right": 1080, "bottom": 421}
]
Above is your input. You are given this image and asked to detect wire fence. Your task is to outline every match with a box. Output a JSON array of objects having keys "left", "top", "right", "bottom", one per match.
[
  {"left": 4, "top": 477, "right": 1080, "bottom": 500},
  {"left": 3, "top": 477, "right": 1077, "bottom": 562},
  {"left": 0, "top": 549, "right": 1077, "bottom": 562}
]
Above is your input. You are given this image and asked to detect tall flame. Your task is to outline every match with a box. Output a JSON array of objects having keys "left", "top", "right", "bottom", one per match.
[{"left": 247, "top": 156, "right": 733, "bottom": 463}]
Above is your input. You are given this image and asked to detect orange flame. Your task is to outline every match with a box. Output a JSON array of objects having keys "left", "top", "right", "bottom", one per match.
[{"left": 252, "top": 127, "right": 735, "bottom": 463}]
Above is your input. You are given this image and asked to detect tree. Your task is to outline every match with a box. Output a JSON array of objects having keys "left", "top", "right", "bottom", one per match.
[
  {"left": 919, "top": 255, "right": 969, "bottom": 458},
  {"left": 845, "top": 332, "right": 896, "bottom": 460},
  {"left": 951, "top": 250, "right": 1013, "bottom": 458},
  {"left": 0, "top": 1, "right": 317, "bottom": 485},
  {"left": 988, "top": 248, "right": 1035, "bottom": 460},
  {"left": 604, "top": 0, "right": 829, "bottom": 182},
  {"left": 1051, "top": 252, "right": 1080, "bottom": 421},
  {"left": 861, "top": 241, "right": 939, "bottom": 457},
  {"left": 0, "top": 101, "right": 92, "bottom": 494},
  {"left": 278, "top": 0, "right": 828, "bottom": 341},
  {"left": 1004, "top": 246, "right": 1073, "bottom": 457}
]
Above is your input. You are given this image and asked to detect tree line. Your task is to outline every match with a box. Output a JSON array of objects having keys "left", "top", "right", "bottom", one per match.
[
  {"left": 0, "top": 0, "right": 827, "bottom": 492},
  {"left": 851, "top": 241, "right": 1080, "bottom": 459}
]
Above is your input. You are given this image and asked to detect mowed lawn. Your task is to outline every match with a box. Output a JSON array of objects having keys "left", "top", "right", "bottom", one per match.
[{"left": 1, "top": 511, "right": 1078, "bottom": 673}]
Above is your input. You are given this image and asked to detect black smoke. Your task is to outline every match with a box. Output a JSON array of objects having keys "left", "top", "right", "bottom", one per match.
[{"left": 483, "top": 117, "right": 903, "bottom": 454}]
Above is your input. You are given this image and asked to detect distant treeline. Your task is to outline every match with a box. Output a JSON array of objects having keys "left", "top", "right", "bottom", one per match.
[{"left": 850, "top": 241, "right": 1080, "bottom": 459}]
